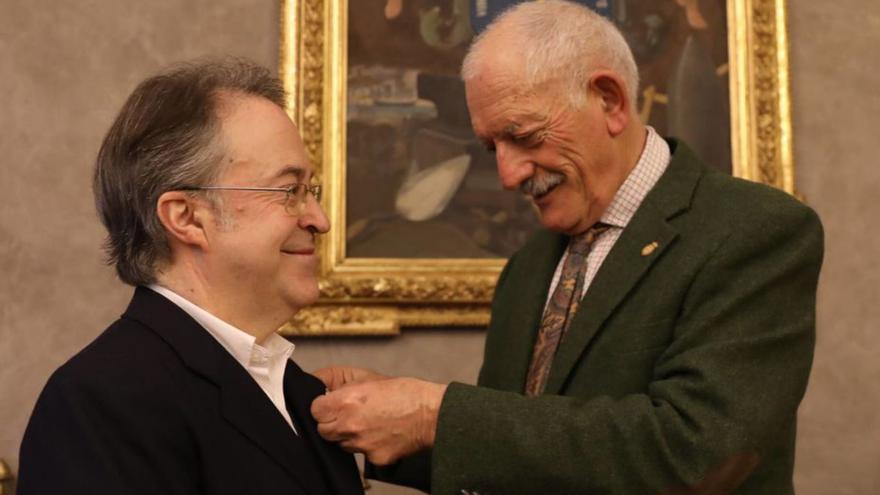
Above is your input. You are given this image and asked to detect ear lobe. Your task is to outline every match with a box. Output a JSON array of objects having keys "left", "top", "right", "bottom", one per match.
[
  {"left": 156, "top": 191, "right": 210, "bottom": 251},
  {"left": 589, "top": 72, "right": 631, "bottom": 137}
]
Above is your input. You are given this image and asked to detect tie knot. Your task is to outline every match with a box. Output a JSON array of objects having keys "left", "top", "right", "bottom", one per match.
[{"left": 569, "top": 224, "right": 610, "bottom": 256}]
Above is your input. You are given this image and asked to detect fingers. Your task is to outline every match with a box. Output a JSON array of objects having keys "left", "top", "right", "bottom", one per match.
[
  {"left": 312, "top": 393, "right": 351, "bottom": 444},
  {"left": 337, "top": 436, "right": 400, "bottom": 466},
  {"left": 316, "top": 420, "right": 348, "bottom": 443},
  {"left": 365, "top": 449, "right": 400, "bottom": 466},
  {"left": 311, "top": 366, "right": 388, "bottom": 391},
  {"left": 310, "top": 393, "right": 337, "bottom": 423},
  {"left": 311, "top": 366, "right": 348, "bottom": 390},
  {"left": 313, "top": 378, "right": 442, "bottom": 431},
  {"left": 310, "top": 378, "right": 442, "bottom": 466},
  {"left": 312, "top": 388, "right": 364, "bottom": 440},
  {"left": 340, "top": 366, "right": 388, "bottom": 385}
]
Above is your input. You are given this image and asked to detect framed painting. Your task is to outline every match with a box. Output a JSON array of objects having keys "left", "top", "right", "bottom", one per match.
[{"left": 278, "top": 0, "right": 795, "bottom": 335}]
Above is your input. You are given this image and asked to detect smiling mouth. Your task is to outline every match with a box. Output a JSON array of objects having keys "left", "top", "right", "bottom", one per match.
[
  {"left": 531, "top": 183, "right": 558, "bottom": 201},
  {"left": 281, "top": 248, "right": 315, "bottom": 255}
]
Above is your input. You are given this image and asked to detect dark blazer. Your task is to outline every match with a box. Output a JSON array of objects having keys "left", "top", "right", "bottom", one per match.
[
  {"left": 378, "top": 140, "right": 824, "bottom": 494},
  {"left": 18, "top": 287, "right": 363, "bottom": 495}
]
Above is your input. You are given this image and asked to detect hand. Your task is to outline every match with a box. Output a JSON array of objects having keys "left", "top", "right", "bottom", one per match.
[
  {"left": 312, "top": 366, "right": 388, "bottom": 391},
  {"left": 311, "top": 377, "right": 448, "bottom": 465}
]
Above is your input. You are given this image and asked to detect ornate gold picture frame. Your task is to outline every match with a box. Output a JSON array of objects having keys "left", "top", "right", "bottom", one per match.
[{"left": 278, "top": 0, "right": 794, "bottom": 336}]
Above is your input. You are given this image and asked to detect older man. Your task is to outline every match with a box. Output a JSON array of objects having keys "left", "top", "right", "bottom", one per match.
[
  {"left": 18, "top": 59, "right": 362, "bottom": 495},
  {"left": 312, "top": 2, "right": 823, "bottom": 494}
]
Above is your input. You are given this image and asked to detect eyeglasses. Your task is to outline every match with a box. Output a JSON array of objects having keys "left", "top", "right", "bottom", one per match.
[{"left": 179, "top": 183, "right": 322, "bottom": 215}]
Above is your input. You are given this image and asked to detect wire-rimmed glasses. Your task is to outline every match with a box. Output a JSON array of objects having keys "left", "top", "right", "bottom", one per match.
[{"left": 179, "top": 183, "right": 322, "bottom": 215}]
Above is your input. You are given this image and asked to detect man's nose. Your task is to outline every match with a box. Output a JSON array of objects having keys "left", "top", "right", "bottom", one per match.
[
  {"left": 495, "top": 143, "right": 535, "bottom": 190},
  {"left": 299, "top": 195, "right": 331, "bottom": 234}
]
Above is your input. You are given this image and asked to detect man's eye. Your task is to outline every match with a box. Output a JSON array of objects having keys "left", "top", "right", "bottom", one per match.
[
  {"left": 512, "top": 133, "right": 540, "bottom": 147},
  {"left": 282, "top": 184, "right": 303, "bottom": 195}
]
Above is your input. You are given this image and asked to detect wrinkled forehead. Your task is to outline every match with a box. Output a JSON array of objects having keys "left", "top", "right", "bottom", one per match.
[{"left": 465, "top": 71, "right": 549, "bottom": 132}]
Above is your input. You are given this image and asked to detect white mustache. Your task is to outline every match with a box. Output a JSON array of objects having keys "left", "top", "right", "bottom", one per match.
[{"left": 520, "top": 172, "right": 565, "bottom": 197}]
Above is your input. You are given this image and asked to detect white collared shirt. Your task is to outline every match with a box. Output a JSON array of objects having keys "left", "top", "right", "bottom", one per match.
[
  {"left": 545, "top": 127, "right": 672, "bottom": 306},
  {"left": 148, "top": 284, "right": 298, "bottom": 434}
]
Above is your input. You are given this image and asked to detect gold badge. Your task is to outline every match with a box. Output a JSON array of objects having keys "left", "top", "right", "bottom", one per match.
[{"left": 641, "top": 241, "right": 659, "bottom": 257}]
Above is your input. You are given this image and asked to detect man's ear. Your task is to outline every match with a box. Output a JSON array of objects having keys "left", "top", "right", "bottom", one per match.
[
  {"left": 588, "top": 71, "right": 632, "bottom": 137},
  {"left": 156, "top": 191, "right": 210, "bottom": 250}
]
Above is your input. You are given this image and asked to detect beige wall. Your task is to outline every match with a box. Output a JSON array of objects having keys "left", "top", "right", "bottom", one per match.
[
  {"left": 789, "top": 2, "right": 880, "bottom": 494},
  {"left": 0, "top": 1, "right": 877, "bottom": 494}
]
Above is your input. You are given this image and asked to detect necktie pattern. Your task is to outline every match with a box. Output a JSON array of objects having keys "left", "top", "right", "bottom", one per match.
[{"left": 524, "top": 224, "right": 609, "bottom": 396}]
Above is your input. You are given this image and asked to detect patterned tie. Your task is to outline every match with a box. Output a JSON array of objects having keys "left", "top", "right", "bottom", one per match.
[{"left": 524, "top": 224, "right": 609, "bottom": 396}]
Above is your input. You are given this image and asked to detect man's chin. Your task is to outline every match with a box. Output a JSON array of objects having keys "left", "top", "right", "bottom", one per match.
[
  {"left": 536, "top": 207, "right": 579, "bottom": 235},
  {"left": 276, "top": 277, "right": 320, "bottom": 312},
  {"left": 294, "top": 286, "right": 321, "bottom": 308}
]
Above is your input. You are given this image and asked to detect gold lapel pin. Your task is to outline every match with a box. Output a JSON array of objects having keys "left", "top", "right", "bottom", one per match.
[{"left": 641, "top": 241, "right": 659, "bottom": 257}]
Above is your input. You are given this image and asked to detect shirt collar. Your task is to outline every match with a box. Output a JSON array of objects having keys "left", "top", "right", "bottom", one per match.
[
  {"left": 147, "top": 284, "right": 295, "bottom": 370},
  {"left": 600, "top": 126, "right": 671, "bottom": 228}
]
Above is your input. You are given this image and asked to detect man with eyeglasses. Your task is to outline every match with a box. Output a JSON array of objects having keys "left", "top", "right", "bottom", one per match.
[{"left": 18, "top": 59, "right": 363, "bottom": 495}]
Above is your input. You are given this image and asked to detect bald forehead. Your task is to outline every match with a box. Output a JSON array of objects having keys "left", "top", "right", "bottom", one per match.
[{"left": 468, "top": 23, "right": 527, "bottom": 76}]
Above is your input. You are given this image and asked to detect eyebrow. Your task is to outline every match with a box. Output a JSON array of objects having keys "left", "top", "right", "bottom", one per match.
[
  {"left": 490, "top": 112, "right": 547, "bottom": 136},
  {"left": 478, "top": 124, "right": 519, "bottom": 143},
  {"left": 483, "top": 122, "right": 542, "bottom": 143},
  {"left": 274, "top": 165, "right": 310, "bottom": 181}
]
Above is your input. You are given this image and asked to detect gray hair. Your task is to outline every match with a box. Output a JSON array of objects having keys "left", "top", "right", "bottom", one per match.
[
  {"left": 93, "top": 58, "right": 286, "bottom": 286},
  {"left": 461, "top": 0, "right": 639, "bottom": 108}
]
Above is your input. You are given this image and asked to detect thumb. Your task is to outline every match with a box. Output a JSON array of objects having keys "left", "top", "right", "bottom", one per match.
[
  {"left": 312, "top": 366, "right": 388, "bottom": 391},
  {"left": 312, "top": 366, "right": 345, "bottom": 390},
  {"left": 310, "top": 392, "right": 336, "bottom": 422}
]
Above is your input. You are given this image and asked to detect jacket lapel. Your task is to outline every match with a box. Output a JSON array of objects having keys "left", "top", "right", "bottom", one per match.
[
  {"left": 543, "top": 142, "right": 704, "bottom": 395},
  {"left": 216, "top": 358, "right": 331, "bottom": 492},
  {"left": 283, "top": 361, "right": 364, "bottom": 495},
  {"left": 122, "top": 288, "right": 319, "bottom": 492}
]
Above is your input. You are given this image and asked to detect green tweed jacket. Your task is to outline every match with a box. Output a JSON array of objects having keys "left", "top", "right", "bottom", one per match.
[{"left": 372, "top": 140, "right": 823, "bottom": 494}]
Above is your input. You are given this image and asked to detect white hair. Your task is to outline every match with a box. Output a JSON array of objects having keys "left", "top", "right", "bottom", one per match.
[{"left": 461, "top": 0, "right": 639, "bottom": 108}]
